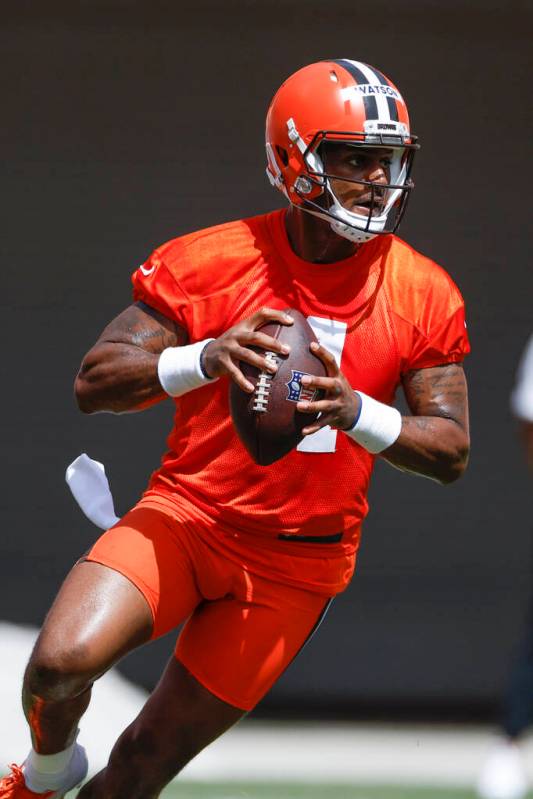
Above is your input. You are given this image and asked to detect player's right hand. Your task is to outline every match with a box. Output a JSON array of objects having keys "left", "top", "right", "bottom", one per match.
[{"left": 202, "top": 307, "right": 293, "bottom": 393}]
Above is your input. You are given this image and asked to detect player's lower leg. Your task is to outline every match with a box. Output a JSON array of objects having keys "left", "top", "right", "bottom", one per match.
[
  {"left": 23, "top": 681, "right": 92, "bottom": 754},
  {"left": 0, "top": 663, "right": 93, "bottom": 796},
  {"left": 77, "top": 658, "right": 245, "bottom": 799},
  {"left": 18, "top": 683, "right": 91, "bottom": 793},
  {"left": 0, "top": 561, "right": 154, "bottom": 797}
]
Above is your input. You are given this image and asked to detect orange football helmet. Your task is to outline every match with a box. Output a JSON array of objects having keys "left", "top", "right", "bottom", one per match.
[{"left": 265, "top": 59, "right": 419, "bottom": 243}]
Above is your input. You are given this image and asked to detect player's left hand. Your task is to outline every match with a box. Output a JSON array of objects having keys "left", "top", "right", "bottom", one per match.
[{"left": 297, "top": 341, "right": 361, "bottom": 434}]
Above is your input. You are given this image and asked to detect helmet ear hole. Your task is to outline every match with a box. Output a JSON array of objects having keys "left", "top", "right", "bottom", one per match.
[{"left": 276, "top": 146, "right": 289, "bottom": 167}]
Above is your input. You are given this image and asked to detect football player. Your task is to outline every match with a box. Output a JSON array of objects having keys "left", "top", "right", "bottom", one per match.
[{"left": 1, "top": 59, "right": 470, "bottom": 798}]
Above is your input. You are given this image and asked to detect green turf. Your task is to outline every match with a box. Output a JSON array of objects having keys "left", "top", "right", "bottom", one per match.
[
  {"left": 160, "top": 784, "right": 533, "bottom": 799},
  {"left": 3, "top": 774, "right": 531, "bottom": 799}
]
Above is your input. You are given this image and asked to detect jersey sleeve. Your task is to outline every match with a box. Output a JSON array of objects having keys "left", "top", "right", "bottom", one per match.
[
  {"left": 392, "top": 267, "right": 471, "bottom": 374},
  {"left": 510, "top": 334, "right": 533, "bottom": 422},
  {"left": 131, "top": 250, "right": 190, "bottom": 331},
  {"left": 406, "top": 301, "right": 470, "bottom": 372}
]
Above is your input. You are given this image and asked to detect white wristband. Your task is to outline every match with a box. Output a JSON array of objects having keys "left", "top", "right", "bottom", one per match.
[
  {"left": 345, "top": 391, "right": 402, "bottom": 454},
  {"left": 157, "top": 339, "right": 218, "bottom": 397}
]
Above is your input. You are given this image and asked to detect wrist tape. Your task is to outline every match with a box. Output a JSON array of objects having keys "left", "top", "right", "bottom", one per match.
[
  {"left": 345, "top": 391, "right": 402, "bottom": 454},
  {"left": 157, "top": 339, "right": 218, "bottom": 397}
]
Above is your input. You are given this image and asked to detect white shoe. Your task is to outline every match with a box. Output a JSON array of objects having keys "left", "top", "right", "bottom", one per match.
[{"left": 477, "top": 740, "right": 528, "bottom": 799}]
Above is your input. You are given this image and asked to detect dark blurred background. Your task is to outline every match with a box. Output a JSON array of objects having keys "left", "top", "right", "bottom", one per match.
[{"left": 2, "top": 0, "right": 532, "bottom": 720}]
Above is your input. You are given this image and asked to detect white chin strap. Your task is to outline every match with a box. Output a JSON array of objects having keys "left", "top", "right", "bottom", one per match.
[
  {"left": 329, "top": 200, "right": 384, "bottom": 243},
  {"left": 329, "top": 217, "right": 378, "bottom": 244},
  {"left": 295, "top": 202, "right": 378, "bottom": 244},
  {"left": 297, "top": 195, "right": 384, "bottom": 244}
]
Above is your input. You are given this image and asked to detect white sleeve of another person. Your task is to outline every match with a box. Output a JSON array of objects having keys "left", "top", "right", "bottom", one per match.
[{"left": 511, "top": 334, "right": 533, "bottom": 422}]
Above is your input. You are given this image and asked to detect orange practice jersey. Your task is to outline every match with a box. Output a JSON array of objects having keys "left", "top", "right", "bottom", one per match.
[{"left": 132, "top": 209, "right": 470, "bottom": 594}]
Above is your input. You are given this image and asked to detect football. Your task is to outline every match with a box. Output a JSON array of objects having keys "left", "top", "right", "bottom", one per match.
[{"left": 229, "top": 309, "right": 327, "bottom": 465}]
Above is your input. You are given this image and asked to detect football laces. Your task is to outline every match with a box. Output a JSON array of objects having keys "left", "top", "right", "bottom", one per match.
[{"left": 252, "top": 351, "right": 278, "bottom": 413}]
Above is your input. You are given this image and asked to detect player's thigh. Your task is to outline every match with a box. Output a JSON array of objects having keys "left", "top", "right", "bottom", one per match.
[
  {"left": 31, "top": 505, "right": 202, "bottom": 685},
  {"left": 30, "top": 560, "right": 153, "bottom": 689},
  {"left": 177, "top": 577, "right": 332, "bottom": 711}
]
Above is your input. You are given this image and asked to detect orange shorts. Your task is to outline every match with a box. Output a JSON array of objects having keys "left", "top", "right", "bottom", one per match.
[{"left": 86, "top": 498, "right": 332, "bottom": 711}]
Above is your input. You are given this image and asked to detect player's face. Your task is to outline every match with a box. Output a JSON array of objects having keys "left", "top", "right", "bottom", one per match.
[{"left": 321, "top": 143, "right": 393, "bottom": 217}]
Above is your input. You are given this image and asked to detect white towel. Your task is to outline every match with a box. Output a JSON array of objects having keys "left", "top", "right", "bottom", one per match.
[{"left": 65, "top": 454, "right": 120, "bottom": 530}]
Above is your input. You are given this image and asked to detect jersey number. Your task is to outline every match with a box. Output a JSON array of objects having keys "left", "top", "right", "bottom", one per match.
[{"left": 296, "top": 317, "right": 348, "bottom": 454}]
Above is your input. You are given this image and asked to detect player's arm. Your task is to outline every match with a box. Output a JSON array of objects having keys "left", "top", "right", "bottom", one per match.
[
  {"left": 74, "top": 301, "right": 187, "bottom": 414},
  {"left": 382, "top": 362, "right": 470, "bottom": 483},
  {"left": 75, "top": 303, "right": 293, "bottom": 414},
  {"left": 297, "top": 344, "right": 469, "bottom": 485}
]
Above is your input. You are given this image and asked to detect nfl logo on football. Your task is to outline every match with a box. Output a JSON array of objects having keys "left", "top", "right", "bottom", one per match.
[{"left": 286, "top": 370, "right": 316, "bottom": 403}]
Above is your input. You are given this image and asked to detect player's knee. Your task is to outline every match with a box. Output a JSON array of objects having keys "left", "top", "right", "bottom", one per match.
[{"left": 26, "top": 640, "right": 97, "bottom": 700}]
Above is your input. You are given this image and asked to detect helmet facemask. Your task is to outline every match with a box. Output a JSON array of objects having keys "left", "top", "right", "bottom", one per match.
[{"left": 294, "top": 133, "right": 418, "bottom": 244}]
